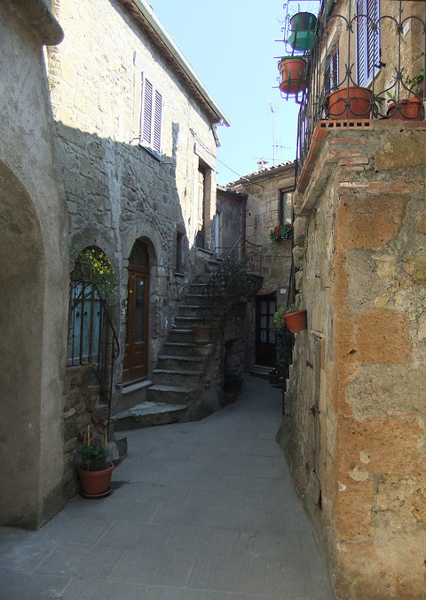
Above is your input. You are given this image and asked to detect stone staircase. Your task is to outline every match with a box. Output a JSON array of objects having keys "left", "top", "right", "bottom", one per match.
[{"left": 112, "top": 256, "right": 223, "bottom": 430}]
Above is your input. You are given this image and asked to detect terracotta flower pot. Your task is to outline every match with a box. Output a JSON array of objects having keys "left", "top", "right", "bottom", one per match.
[
  {"left": 387, "top": 98, "right": 423, "bottom": 121},
  {"left": 192, "top": 323, "right": 212, "bottom": 343},
  {"left": 328, "top": 87, "right": 372, "bottom": 119},
  {"left": 78, "top": 463, "right": 114, "bottom": 498},
  {"left": 225, "top": 391, "right": 236, "bottom": 403},
  {"left": 279, "top": 57, "right": 307, "bottom": 95},
  {"left": 268, "top": 373, "right": 280, "bottom": 384},
  {"left": 284, "top": 309, "right": 307, "bottom": 333}
]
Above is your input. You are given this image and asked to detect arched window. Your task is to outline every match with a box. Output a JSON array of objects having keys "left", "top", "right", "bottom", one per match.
[{"left": 68, "top": 247, "right": 114, "bottom": 367}]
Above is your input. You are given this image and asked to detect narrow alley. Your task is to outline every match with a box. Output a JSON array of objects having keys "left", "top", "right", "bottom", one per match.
[{"left": 0, "top": 376, "right": 331, "bottom": 600}]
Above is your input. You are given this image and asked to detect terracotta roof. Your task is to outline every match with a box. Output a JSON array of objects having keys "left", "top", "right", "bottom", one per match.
[{"left": 225, "top": 161, "right": 295, "bottom": 187}]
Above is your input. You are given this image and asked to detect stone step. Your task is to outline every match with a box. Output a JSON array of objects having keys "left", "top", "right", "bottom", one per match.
[
  {"left": 157, "top": 354, "right": 207, "bottom": 371},
  {"left": 179, "top": 304, "right": 212, "bottom": 317},
  {"left": 111, "top": 401, "right": 188, "bottom": 430},
  {"left": 163, "top": 341, "right": 214, "bottom": 357},
  {"left": 152, "top": 368, "right": 203, "bottom": 387},
  {"left": 147, "top": 383, "right": 196, "bottom": 404},
  {"left": 167, "top": 328, "right": 194, "bottom": 343}
]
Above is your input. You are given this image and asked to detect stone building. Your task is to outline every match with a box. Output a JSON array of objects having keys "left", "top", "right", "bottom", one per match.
[
  {"left": 43, "top": 0, "right": 231, "bottom": 495},
  {"left": 223, "top": 163, "right": 295, "bottom": 372},
  {"left": 0, "top": 0, "right": 68, "bottom": 528},
  {"left": 277, "top": 1, "right": 426, "bottom": 599}
]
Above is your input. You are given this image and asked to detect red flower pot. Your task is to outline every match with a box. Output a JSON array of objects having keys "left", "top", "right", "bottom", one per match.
[
  {"left": 78, "top": 463, "right": 114, "bottom": 498},
  {"left": 192, "top": 323, "right": 212, "bottom": 343},
  {"left": 328, "top": 87, "right": 372, "bottom": 119},
  {"left": 279, "top": 57, "right": 307, "bottom": 95},
  {"left": 284, "top": 309, "right": 307, "bottom": 333},
  {"left": 387, "top": 98, "right": 423, "bottom": 121}
]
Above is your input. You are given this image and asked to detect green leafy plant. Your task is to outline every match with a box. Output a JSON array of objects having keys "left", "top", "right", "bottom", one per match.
[
  {"left": 79, "top": 443, "right": 108, "bottom": 471},
  {"left": 205, "top": 256, "right": 256, "bottom": 319},
  {"left": 270, "top": 224, "right": 293, "bottom": 245},
  {"left": 273, "top": 304, "right": 297, "bottom": 333},
  {"left": 71, "top": 247, "right": 117, "bottom": 298}
]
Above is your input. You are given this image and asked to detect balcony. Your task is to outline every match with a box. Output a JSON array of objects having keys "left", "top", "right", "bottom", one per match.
[{"left": 282, "top": 0, "right": 426, "bottom": 179}]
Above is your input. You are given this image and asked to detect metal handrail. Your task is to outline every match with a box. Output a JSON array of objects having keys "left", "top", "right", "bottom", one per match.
[{"left": 215, "top": 237, "right": 262, "bottom": 274}]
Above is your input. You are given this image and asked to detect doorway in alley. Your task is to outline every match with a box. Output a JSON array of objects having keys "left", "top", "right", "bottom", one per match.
[
  {"left": 255, "top": 294, "right": 277, "bottom": 366},
  {"left": 123, "top": 240, "right": 150, "bottom": 384}
]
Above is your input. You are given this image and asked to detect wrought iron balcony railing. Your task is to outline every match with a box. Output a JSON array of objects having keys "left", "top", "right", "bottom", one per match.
[{"left": 291, "top": 0, "right": 426, "bottom": 175}]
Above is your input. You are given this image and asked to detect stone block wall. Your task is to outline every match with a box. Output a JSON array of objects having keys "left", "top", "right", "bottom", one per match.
[{"left": 280, "top": 121, "right": 426, "bottom": 600}]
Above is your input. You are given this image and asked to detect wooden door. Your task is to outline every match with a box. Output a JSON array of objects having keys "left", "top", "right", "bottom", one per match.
[
  {"left": 123, "top": 265, "right": 149, "bottom": 384},
  {"left": 255, "top": 295, "right": 277, "bottom": 366}
]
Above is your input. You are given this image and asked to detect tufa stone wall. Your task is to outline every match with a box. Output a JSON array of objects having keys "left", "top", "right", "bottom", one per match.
[{"left": 279, "top": 121, "right": 426, "bottom": 600}]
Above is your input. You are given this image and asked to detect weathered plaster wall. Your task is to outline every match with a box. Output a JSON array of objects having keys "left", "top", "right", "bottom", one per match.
[
  {"left": 280, "top": 122, "right": 426, "bottom": 600},
  {"left": 0, "top": 1, "right": 68, "bottom": 528}
]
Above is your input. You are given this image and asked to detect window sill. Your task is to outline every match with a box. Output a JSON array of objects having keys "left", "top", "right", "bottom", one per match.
[{"left": 138, "top": 143, "right": 161, "bottom": 162}]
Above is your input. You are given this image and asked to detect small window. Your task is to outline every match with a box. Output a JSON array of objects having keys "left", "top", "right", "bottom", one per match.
[
  {"left": 140, "top": 74, "right": 162, "bottom": 152},
  {"left": 278, "top": 191, "right": 292, "bottom": 226}
]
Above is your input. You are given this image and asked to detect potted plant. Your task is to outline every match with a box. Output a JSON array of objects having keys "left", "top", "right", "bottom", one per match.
[
  {"left": 270, "top": 223, "right": 293, "bottom": 245},
  {"left": 77, "top": 438, "right": 114, "bottom": 498},
  {"left": 224, "top": 372, "right": 243, "bottom": 403},
  {"left": 288, "top": 12, "right": 318, "bottom": 52},
  {"left": 327, "top": 86, "right": 373, "bottom": 119},
  {"left": 273, "top": 304, "right": 307, "bottom": 334},
  {"left": 268, "top": 368, "right": 280, "bottom": 385},
  {"left": 278, "top": 57, "right": 307, "bottom": 95},
  {"left": 386, "top": 72, "right": 424, "bottom": 121}
]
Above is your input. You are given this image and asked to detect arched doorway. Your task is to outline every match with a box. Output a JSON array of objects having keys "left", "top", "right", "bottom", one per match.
[{"left": 123, "top": 240, "right": 150, "bottom": 384}]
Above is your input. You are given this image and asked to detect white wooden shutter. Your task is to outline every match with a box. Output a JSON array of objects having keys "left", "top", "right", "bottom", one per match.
[
  {"left": 356, "top": 0, "right": 380, "bottom": 86},
  {"left": 143, "top": 79, "right": 153, "bottom": 145},
  {"left": 153, "top": 90, "right": 162, "bottom": 152}
]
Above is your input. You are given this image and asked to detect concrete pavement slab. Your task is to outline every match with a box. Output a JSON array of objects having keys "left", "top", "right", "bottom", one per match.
[{"left": 0, "top": 375, "right": 332, "bottom": 600}]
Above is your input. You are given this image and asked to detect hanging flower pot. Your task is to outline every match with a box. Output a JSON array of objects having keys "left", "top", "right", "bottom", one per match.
[
  {"left": 290, "top": 12, "right": 317, "bottom": 32},
  {"left": 279, "top": 57, "right": 307, "bottom": 95},
  {"left": 284, "top": 309, "right": 307, "bottom": 333},
  {"left": 327, "top": 87, "right": 372, "bottom": 119},
  {"left": 387, "top": 97, "right": 423, "bottom": 121}
]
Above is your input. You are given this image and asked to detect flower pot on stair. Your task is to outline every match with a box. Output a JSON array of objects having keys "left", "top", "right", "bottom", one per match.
[{"left": 192, "top": 323, "right": 212, "bottom": 343}]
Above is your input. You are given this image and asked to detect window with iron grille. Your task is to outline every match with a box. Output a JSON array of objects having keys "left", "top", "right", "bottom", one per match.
[
  {"left": 140, "top": 74, "right": 162, "bottom": 153},
  {"left": 356, "top": 0, "right": 381, "bottom": 87}
]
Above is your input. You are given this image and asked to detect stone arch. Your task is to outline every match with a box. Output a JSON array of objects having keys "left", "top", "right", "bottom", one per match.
[{"left": 0, "top": 162, "right": 47, "bottom": 528}]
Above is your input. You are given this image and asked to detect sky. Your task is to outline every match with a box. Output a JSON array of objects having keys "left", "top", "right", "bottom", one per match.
[{"left": 151, "top": 1, "right": 316, "bottom": 186}]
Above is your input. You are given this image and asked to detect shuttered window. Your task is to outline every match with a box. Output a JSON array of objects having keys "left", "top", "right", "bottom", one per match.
[
  {"left": 140, "top": 75, "right": 162, "bottom": 152},
  {"left": 324, "top": 44, "right": 339, "bottom": 95},
  {"left": 356, "top": 0, "right": 380, "bottom": 87}
]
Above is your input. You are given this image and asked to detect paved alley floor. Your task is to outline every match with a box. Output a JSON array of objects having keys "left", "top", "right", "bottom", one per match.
[{"left": 0, "top": 375, "right": 332, "bottom": 600}]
